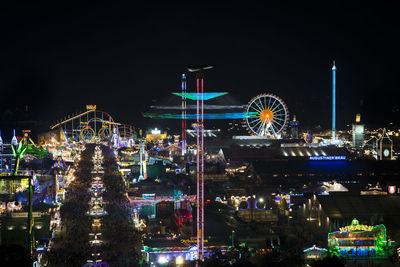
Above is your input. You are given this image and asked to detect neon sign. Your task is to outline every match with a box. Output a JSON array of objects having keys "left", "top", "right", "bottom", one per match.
[
  {"left": 309, "top": 156, "right": 346, "bottom": 161},
  {"left": 86, "top": 105, "right": 96, "bottom": 110},
  {"left": 339, "top": 219, "right": 373, "bottom": 232}
]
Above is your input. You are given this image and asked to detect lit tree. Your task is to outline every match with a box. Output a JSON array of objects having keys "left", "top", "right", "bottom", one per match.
[{"left": 11, "top": 140, "right": 27, "bottom": 176}]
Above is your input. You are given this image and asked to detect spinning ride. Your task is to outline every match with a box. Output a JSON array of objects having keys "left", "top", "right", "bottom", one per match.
[
  {"left": 80, "top": 127, "right": 96, "bottom": 142},
  {"left": 98, "top": 127, "right": 112, "bottom": 141},
  {"left": 244, "top": 93, "right": 289, "bottom": 138}
]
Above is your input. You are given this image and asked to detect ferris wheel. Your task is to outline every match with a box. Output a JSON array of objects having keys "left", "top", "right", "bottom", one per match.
[{"left": 245, "top": 93, "right": 289, "bottom": 138}]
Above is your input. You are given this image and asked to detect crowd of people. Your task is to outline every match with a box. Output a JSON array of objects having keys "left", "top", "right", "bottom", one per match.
[{"left": 47, "top": 144, "right": 141, "bottom": 266}]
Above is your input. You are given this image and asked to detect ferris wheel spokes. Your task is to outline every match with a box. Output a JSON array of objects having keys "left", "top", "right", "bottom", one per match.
[{"left": 245, "top": 93, "right": 289, "bottom": 138}]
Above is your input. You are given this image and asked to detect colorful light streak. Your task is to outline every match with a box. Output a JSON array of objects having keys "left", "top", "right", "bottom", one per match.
[
  {"left": 172, "top": 92, "right": 228, "bottom": 100},
  {"left": 150, "top": 105, "right": 246, "bottom": 110},
  {"left": 143, "top": 112, "right": 257, "bottom": 119}
]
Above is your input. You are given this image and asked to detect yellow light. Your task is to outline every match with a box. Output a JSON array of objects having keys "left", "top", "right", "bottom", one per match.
[
  {"left": 176, "top": 256, "right": 184, "bottom": 265},
  {"left": 259, "top": 109, "right": 274, "bottom": 122},
  {"left": 356, "top": 114, "right": 361, "bottom": 123}
]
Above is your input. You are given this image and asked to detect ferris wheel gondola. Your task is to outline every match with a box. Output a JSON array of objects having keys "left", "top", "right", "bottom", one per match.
[{"left": 244, "top": 93, "right": 289, "bottom": 138}]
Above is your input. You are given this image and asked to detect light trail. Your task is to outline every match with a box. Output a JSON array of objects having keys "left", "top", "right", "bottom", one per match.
[
  {"left": 150, "top": 105, "right": 246, "bottom": 110},
  {"left": 142, "top": 112, "right": 257, "bottom": 119}
]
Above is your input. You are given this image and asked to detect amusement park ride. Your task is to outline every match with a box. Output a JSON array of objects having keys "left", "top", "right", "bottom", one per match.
[
  {"left": 145, "top": 92, "right": 290, "bottom": 139},
  {"left": 187, "top": 64, "right": 214, "bottom": 262},
  {"left": 50, "top": 105, "right": 135, "bottom": 145},
  {"left": 244, "top": 93, "right": 289, "bottom": 138},
  {"left": 142, "top": 70, "right": 292, "bottom": 262}
]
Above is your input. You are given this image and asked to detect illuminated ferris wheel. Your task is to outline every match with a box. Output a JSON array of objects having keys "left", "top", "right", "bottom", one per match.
[{"left": 245, "top": 93, "right": 289, "bottom": 138}]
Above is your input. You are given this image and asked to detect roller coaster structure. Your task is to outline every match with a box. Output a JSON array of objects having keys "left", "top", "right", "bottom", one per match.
[{"left": 50, "top": 106, "right": 135, "bottom": 144}]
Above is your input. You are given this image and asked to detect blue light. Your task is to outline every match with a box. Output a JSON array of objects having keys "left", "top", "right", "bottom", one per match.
[
  {"left": 143, "top": 112, "right": 257, "bottom": 120},
  {"left": 309, "top": 156, "right": 346, "bottom": 161},
  {"left": 172, "top": 92, "right": 228, "bottom": 100},
  {"left": 332, "top": 61, "right": 336, "bottom": 140}
]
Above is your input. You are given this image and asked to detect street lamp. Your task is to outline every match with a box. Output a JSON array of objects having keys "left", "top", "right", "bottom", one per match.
[{"left": 232, "top": 230, "right": 235, "bottom": 247}]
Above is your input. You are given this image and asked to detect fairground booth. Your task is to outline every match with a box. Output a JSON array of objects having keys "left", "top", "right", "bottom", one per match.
[
  {"left": 303, "top": 245, "right": 328, "bottom": 261},
  {"left": 328, "top": 218, "right": 388, "bottom": 258}
]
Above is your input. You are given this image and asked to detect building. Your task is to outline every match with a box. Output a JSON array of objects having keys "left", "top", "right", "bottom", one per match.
[
  {"left": 0, "top": 212, "right": 51, "bottom": 250},
  {"left": 229, "top": 148, "right": 400, "bottom": 189},
  {"left": 352, "top": 114, "right": 365, "bottom": 148},
  {"left": 288, "top": 115, "right": 300, "bottom": 139},
  {"left": 328, "top": 218, "right": 387, "bottom": 258},
  {"left": 297, "top": 194, "right": 400, "bottom": 246},
  {"left": 146, "top": 128, "right": 167, "bottom": 143},
  {"left": 377, "top": 129, "right": 393, "bottom": 160},
  {"left": 303, "top": 245, "right": 328, "bottom": 261}
]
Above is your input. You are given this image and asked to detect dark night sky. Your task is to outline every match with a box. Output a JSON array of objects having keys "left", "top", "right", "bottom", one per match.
[{"left": 0, "top": 1, "right": 399, "bottom": 132}]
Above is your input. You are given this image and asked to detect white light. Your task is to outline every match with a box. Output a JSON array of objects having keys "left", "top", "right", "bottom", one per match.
[
  {"left": 259, "top": 198, "right": 264, "bottom": 203},
  {"left": 151, "top": 128, "right": 161, "bottom": 135},
  {"left": 158, "top": 256, "right": 168, "bottom": 264}
]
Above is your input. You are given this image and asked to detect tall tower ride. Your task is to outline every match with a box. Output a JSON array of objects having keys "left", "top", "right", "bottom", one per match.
[
  {"left": 188, "top": 64, "right": 213, "bottom": 263},
  {"left": 181, "top": 74, "right": 187, "bottom": 156},
  {"left": 332, "top": 61, "right": 336, "bottom": 141}
]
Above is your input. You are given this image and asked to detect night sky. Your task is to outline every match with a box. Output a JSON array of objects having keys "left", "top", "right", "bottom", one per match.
[{"left": 1, "top": 2, "right": 399, "bottom": 132}]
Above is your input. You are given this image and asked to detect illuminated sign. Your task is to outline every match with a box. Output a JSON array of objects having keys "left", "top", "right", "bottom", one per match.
[
  {"left": 388, "top": 186, "right": 396, "bottom": 194},
  {"left": 339, "top": 219, "right": 373, "bottom": 232},
  {"left": 340, "top": 224, "right": 373, "bottom": 232},
  {"left": 356, "top": 114, "right": 361, "bottom": 123},
  {"left": 309, "top": 156, "right": 346, "bottom": 161},
  {"left": 86, "top": 105, "right": 96, "bottom": 110}
]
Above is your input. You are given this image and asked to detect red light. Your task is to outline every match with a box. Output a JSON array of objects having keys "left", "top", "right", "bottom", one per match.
[{"left": 206, "top": 199, "right": 211, "bottom": 203}]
